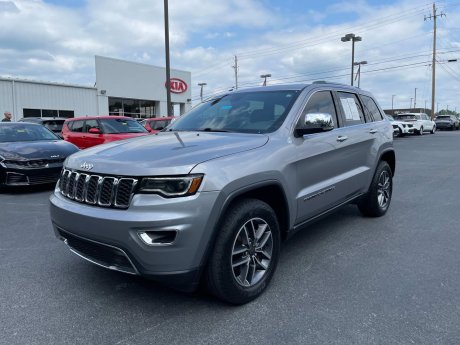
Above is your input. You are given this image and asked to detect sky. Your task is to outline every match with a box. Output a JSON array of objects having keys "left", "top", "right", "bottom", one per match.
[{"left": 1, "top": 0, "right": 460, "bottom": 111}]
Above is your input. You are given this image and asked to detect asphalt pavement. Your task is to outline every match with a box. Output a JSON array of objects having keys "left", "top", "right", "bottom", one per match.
[{"left": 1, "top": 131, "right": 459, "bottom": 345}]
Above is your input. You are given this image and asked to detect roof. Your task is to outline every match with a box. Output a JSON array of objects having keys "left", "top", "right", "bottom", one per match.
[
  {"left": 65, "top": 116, "right": 134, "bottom": 121},
  {"left": 0, "top": 76, "right": 96, "bottom": 90}
]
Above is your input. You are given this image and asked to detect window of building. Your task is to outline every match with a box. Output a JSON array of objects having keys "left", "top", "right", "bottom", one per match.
[
  {"left": 109, "top": 97, "right": 157, "bottom": 118},
  {"left": 22, "top": 108, "right": 74, "bottom": 118}
]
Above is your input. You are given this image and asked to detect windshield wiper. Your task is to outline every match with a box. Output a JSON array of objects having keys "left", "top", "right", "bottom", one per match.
[{"left": 197, "top": 128, "right": 230, "bottom": 132}]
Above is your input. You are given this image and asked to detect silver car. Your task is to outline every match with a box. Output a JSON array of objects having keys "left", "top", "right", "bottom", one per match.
[{"left": 50, "top": 83, "right": 395, "bottom": 304}]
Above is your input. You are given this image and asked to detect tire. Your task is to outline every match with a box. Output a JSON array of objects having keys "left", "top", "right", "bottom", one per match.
[
  {"left": 398, "top": 128, "right": 404, "bottom": 137},
  {"left": 431, "top": 125, "right": 436, "bottom": 134},
  {"left": 418, "top": 127, "right": 424, "bottom": 135},
  {"left": 451, "top": 125, "right": 455, "bottom": 131},
  {"left": 205, "top": 198, "right": 280, "bottom": 305},
  {"left": 357, "top": 161, "right": 393, "bottom": 217}
]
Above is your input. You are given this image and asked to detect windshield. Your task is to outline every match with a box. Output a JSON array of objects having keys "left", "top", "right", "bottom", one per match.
[
  {"left": 43, "top": 120, "right": 64, "bottom": 132},
  {"left": 150, "top": 119, "right": 171, "bottom": 130},
  {"left": 436, "top": 116, "right": 451, "bottom": 120},
  {"left": 169, "top": 90, "right": 300, "bottom": 133},
  {"left": 0, "top": 124, "right": 59, "bottom": 142},
  {"left": 99, "top": 118, "right": 148, "bottom": 134},
  {"left": 395, "top": 115, "right": 416, "bottom": 121}
]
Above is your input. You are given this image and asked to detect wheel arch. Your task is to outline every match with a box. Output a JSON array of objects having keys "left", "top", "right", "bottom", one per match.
[{"left": 379, "top": 149, "right": 396, "bottom": 176}]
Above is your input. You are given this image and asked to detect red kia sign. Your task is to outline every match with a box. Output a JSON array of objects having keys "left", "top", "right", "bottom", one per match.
[{"left": 165, "top": 78, "right": 188, "bottom": 94}]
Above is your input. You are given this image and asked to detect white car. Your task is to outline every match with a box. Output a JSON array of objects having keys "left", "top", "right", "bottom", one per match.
[
  {"left": 384, "top": 114, "right": 415, "bottom": 137},
  {"left": 394, "top": 113, "right": 436, "bottom": 135}
]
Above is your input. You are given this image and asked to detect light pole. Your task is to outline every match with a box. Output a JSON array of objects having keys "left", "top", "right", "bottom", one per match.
[
  {"left": 353, "top": 61, "right": 367, "bottom": 87},
  {"left": 260, "top": 74, "right": 272, "bottom": 86},
  {"left": 392, "top": 95, "right": 396, "bottom": 111},
  {"left": 198, "top": 82, "right": 207, "bottom": 102},
  {"left": 163, "top": 0, "right": 172, "bottom": 115},
  {"left": 410, "top": 98, "right": 413, "bottom": 109},
  {"left": 414, "top": 88, "right": 417, "bottom": 108},
  {"left": 341, "top": 33, "right": 362, "bottom": 86}
]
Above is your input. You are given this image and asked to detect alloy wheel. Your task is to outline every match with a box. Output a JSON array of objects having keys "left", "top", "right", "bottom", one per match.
[
  {"left": 377, "top": 170, "right": 391, "bottom": 209},
  {"left": 231, "top": 217, "right": 273, "bottom": 287}
]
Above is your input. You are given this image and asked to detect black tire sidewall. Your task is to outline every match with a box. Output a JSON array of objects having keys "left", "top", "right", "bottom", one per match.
[{"left": 206, "top": 199, "right": 280, "bottom": 304}]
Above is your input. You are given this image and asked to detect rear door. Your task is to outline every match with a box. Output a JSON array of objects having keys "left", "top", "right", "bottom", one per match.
[{"left": 65, "top": 120, "right": 85, "bottom": 148}]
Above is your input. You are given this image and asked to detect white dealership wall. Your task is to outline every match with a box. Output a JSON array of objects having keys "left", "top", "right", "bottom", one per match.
[
  {"left": 95, "top": 56, "right": 192, "bottom": 116},
  {"left": 0, "top": 78, "right": 98, "bottom": 121},
  {"left": 0, "top": 56, "right": 192, "bottom": 121}
]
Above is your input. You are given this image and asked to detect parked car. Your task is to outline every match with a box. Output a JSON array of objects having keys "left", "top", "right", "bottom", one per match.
[
  {"left": 141, "top": 116, "right": 177, "bottom": 133},
  {"left": 0, "top": 122, "right": 78, "bottom": 187},
  {"left": 50, "top": 83, "right": 395, "bottom": 304},
  {"left": 434, "top": 115, "right": 459, "bottom": 130},
  {"left": 62, "top": 116, "right": 149, "bottom": 149},
  {"left": 393, "top": 113, "right": 436, "bottom": 135},
  {"left": 384, "top": 114, "right": 415, "bottom": 137},
  {"left": 19, "top": 117, "right": 66, "bottom": 138}
]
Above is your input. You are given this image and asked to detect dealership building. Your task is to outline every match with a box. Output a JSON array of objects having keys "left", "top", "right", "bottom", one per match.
[{"left": 0, "top": 56, "right": 192, "bottom": 122}]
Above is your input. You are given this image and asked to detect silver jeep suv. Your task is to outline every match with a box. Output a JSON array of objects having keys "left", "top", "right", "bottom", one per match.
[{"left": 50, "top": 83, "right": 395, "bottom": 304}]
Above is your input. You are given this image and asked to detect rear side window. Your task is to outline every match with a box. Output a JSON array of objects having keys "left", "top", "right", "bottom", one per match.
[
  {"left": 69, "top": 120, "right": 84, "bottom": 132},
  {"left": 299, "top": 91, "right": 338, "bottom": 127},
  {"left": 84, "top": 119, "right": 100, "bottom": 132},
  {"left": 337, "top": 92, "right": 365, "bottom": 126},
  {"left": 361, "top": 95, "right": 383, "bottom": 122}
]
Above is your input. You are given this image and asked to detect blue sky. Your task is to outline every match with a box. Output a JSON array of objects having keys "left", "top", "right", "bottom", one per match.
[{"left": 1, "top": 0, "right": 460, "bottom": 110}]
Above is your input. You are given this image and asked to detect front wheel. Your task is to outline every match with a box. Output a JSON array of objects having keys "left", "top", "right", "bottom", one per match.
[
  {"left": 357, "top": 161, "right": 393, "bottom": 217},
  {"left": 431, "top": 125, "right": 436, "bottom": 134},
  {"left": 418, "top": 127, "right": 424, "bottom": 135},
  {"left": 205, "top": 199, "right": 280, "bottom": 305}
]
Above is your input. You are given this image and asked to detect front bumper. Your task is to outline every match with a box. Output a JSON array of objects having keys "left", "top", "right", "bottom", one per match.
[{"left": 50, "top": 188, "right": 221, "bottom": 289}]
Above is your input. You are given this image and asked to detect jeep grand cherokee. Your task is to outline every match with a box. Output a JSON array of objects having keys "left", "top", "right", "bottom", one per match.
[{"left": 50, "top": 83, "right": 395, "bottom": 304}]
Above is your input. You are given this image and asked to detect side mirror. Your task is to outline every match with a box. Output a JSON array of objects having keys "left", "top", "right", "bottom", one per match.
[
  {"left": 88, "top": 127, "right": 101, "bottom": 134},
  {"left": 295, "top": 113, "right": 334, "bottom": 137}
]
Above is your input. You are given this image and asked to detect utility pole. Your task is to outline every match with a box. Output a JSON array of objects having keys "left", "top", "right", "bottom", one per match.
[
  {"left": 410, "top": 98, "right": 413, "bottom": 109},
  {"left": 425, "top": 3, "right": 446, "bottom": 119},
  {"left": 392, "top": 95, "right": 396, "bottom": 111},
  {"left": 232, "top": 55, "right": 239, "bottom": 90},
  {"left": 425, "top": 100, "right": 427, "bottom": 111},
  {"left": 414, "top": 88, "right": 417, "bottom": 108},
  {"left": 163, "top": 0, "right": 172, "bottom": 115}
]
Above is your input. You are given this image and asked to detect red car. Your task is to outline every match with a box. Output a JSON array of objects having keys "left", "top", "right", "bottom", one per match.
[
  {"left": 141, "top": 116, "right": 177, "bottom": 133},
  {"left": 62, "top": 116, "right": 149, "bottom": 149}
]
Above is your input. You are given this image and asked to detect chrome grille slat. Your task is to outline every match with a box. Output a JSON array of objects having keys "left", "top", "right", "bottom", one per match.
[{"left": 59, "top": 169, "right": 137, "bottom": 209}]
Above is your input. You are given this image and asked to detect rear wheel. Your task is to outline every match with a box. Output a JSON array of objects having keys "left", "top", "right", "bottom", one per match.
[
  {"left": 357, "top": 161, "right": 393, "bottom": 217},
  {"left": 206, "top": 199, "right": 280, "bottom": 305}
]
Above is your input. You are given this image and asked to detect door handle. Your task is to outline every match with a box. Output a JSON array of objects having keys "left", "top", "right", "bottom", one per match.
[
  {"left": 369, "top": 129, "right": 378, "bottom": 134},
  {"left": 336, "top": 135, "right": 348, "bottom": 142}
]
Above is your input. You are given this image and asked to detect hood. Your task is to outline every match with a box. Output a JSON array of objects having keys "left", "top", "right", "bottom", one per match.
[
  {"left": 0, "top": 140, "right": 78, "bottom": 161},
  {"left": 65, "top": 131, "right": 269, "bottom": 176}
]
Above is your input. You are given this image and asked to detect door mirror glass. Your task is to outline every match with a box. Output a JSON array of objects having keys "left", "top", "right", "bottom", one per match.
[{"left": 295, "top": 113, "right": 334, "bottom": 136}]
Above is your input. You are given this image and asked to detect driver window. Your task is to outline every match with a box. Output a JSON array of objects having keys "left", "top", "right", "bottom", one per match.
[{"left": 298, "top": 91, "right": 338, "bottom": 128}]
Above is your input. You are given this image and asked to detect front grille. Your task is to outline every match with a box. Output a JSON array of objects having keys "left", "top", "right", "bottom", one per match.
[
  {"left": 4, "top": 158, "right": 65, "bottom": 169},
  {"left": 6, "top": 171, "right": 60, "bottom": 185},
  {"left": 57, "top": 229, "right": 137, "bottom": 275},
  {"left": 59, "top": 169, "right": 137, "bottom": 209}
]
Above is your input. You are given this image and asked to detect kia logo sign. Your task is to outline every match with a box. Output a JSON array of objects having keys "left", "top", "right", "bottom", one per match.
[{"left": 165, "top": 78, "right": 188, "bottom": 94}]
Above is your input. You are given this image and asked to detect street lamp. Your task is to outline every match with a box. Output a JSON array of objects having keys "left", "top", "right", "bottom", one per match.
[
  {"left": 198, "top": 82, "right": 207, "bottom": 102},
  {"left": 260, "top": 74, "right": 272, "bottom": 86},
  {"left": 353, "top": 60, "right": 367, "bottom": 87},
  {"left": 341, "top": 33, "right": 362, "bottom": 86}
]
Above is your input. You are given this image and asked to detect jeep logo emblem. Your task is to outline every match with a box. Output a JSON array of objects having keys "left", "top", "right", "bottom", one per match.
[
  {"left": 165, "top": 78, "right": 188, "bottom": 94},
  {"left": 80, "top": 162, "right": 94, "bottom": 171}
]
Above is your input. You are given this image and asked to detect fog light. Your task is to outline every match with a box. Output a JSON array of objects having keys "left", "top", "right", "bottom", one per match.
[{"left": 138, "top": 230, "right": 177, "bottom": 246}]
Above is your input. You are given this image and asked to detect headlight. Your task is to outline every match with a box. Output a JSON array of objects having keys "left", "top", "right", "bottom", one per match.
[{"left": 139, "top": 175, "right": 203, "bottom": 197}]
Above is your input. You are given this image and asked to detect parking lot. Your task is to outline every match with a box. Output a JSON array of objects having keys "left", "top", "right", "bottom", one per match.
[{"left": 1, "top": 131, "right": 459, "bottom": 345}]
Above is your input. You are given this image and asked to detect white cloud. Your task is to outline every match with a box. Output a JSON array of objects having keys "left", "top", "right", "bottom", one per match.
[{"left": 0, "top": 0, "right": 459, "bottom": 110}]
